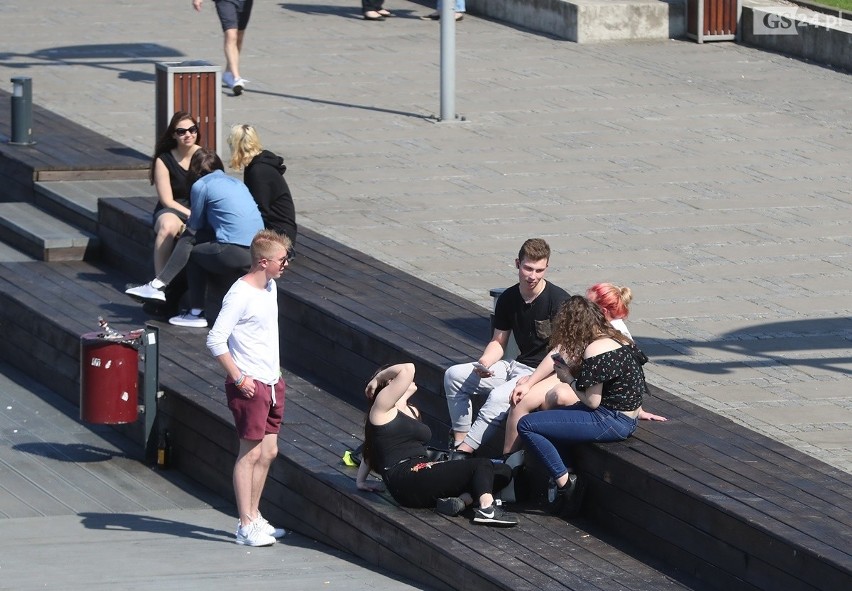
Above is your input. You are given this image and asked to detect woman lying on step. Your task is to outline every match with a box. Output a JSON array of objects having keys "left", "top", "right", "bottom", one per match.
[{"left": 355, "top": 363, "right": 518, "bottom": 527}]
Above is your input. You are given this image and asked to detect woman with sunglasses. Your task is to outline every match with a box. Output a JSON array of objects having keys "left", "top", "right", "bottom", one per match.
[
  {"left": 502, "top": 284, "right": 665, "bottom": 455},
  {"left": 517, "top": 295, "right": 651, "bottom": 516},
  {"left": 151, "top": 112, "right": 201, "bottom": 275},
  {"left": 126, "top": 112, "right": 200, "bottom": 306},
  {"left": 355, "top": 363, "right": 518, "bottom": 527}
]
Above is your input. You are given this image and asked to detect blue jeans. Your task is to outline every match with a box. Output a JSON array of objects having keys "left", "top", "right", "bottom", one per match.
[
  {"left": 518, "top": 404, "right": 638, "bottom": 480},
  {"left": 437, "top": 0, "right": 466, "bottom": 12}
]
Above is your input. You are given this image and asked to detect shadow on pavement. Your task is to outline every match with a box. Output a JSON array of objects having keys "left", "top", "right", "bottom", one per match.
[
  {"left": 0, "top": 43, "right": 185, "bottom": 83},
  {"left": 79, "top": 512, "right": 233, "bottom": 543},
  {"left": 643, "top": 317, "right": 852, "bottom": 376}
]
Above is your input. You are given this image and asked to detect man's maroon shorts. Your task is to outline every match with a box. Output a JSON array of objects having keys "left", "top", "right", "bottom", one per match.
[{"left": 226, "top": 378, "right": 285, "bottom": 441}]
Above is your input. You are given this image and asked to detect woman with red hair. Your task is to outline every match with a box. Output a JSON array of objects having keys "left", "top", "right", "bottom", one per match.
[{"left": 503, "top": 283, "right": 665, "bottom": 455}]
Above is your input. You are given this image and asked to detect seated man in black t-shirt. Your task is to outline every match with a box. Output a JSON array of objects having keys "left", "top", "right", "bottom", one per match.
[{"left": 444, "top": 238, "right": 570, "bottom": 456}]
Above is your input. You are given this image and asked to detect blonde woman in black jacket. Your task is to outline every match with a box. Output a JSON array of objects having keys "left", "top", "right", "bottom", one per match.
[{"left": 228, "top": 124, "right": 297, "bottom": 247}]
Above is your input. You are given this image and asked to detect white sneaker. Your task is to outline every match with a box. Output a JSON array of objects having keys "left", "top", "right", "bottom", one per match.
[
  {"left": 232, "top": 77, "right": 248, "bottom": 96},
  {"left": 235, "top": 520, "right": 276, "bottom": 547},
  {"left": 256, "top": 513, "right": 287, "bottom": 539},
  {"left": 168, "top": 311, "right": 207, "bottom": 328},
  {"left": 125, "top": 281, "right": 165, "bottom": 302},
  {"left": 222, "top": 71, "right": 236, "bottom": 88},
  {"left": 237, "top": 515, "right": 287, "bottom": 539}
]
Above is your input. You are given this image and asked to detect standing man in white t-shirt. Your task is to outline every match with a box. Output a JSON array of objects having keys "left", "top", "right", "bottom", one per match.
[{"left": 207, "top": 229, "right": 291, "bottom": 546}]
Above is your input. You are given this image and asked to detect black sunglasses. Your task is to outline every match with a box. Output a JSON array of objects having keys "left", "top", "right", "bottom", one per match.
[{"left": 175, "top": 125, "right": 198, "bottom": 137}]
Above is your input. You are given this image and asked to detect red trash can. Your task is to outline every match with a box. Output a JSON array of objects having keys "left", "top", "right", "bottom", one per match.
[{"left": 80, "top": 332, "right": 139, "bottom": 424}]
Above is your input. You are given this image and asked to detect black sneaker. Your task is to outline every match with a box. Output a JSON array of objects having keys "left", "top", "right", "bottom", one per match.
[
  {"left": 547, "top": 473, "right": 586, "bottom": 518},
  {"left": 436, "top": 497, "right": 466, "bottom": 516},
  {"left": 561, "top": 474, "right": 587, "bottom": 518},
  {"left": 448, "top": 449, "right": 473, "bottom": 461},
  {"left": 473, "top": 502, "right": 518, "bottom": 527}
]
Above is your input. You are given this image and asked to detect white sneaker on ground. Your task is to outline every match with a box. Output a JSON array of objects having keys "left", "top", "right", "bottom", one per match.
[
  {"left": 254, "top": 513, "right": 288, "bottom": 539},
  {"left": 222, "top": 71, "right": 235, "bottom": 88},
  {"left": 168, "top": 311, "right": 207, "bottom": 328},
  {"left": 235, "top": 520, "right": 276, "bottom": 547},
  {"left": 232, "top": 77, "right": 248, "bottom": 96},
  {"left": 125, "top": 281, "right": 165, "bottom": 302}
]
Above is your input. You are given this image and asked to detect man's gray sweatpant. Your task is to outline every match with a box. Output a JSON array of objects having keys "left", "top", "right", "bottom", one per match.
[{"left": 444, "top": 360, "right": 534, "bottom": 451}]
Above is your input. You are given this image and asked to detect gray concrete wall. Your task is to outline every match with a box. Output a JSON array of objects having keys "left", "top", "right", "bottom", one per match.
[
  {"left": 467, "top": 0, "right": 686, "bottom": 42},
  {"left": 468, "top": 0, "right": 852, "bottom": 72},
  {"left": 742, "top": 1, "right": 852, "bottom": 71}
]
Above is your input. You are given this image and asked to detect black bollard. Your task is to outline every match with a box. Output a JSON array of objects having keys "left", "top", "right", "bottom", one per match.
[{"left": 9, "top": 76, "right": 35, "bottom": 146}]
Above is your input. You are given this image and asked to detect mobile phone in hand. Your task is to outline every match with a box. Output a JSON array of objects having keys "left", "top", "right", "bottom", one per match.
[{"left": 473, "top": 362, "right": 492, "bottom": 375}]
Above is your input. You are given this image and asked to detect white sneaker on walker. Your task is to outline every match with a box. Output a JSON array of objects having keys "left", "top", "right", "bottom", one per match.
[{"left": 232, "top": 77, "right": 248, "bottom": 96}]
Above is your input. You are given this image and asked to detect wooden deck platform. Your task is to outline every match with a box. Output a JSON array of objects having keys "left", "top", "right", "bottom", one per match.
[{"left": 0, "top": 89, "right": 149, "bottom": 202}]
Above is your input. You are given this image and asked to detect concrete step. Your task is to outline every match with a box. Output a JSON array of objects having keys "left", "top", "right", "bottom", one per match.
[
  {"left": 469, "top": 0, "right": 686, "bottom": 42},
  {"left": 0, "top": 202, "right": 100, "bottom": 261},
  {"left": 33, "top": 179, "right": 156, "bottom": 233}
]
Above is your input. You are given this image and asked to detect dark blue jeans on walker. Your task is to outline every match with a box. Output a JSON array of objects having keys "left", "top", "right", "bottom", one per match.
[{"left": 517, "top": 404, "right": 638, "bottom": 480}]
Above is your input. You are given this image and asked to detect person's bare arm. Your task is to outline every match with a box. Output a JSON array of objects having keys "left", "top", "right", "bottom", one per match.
[
  {"left": 366, "top": 363, "right": 416, "bottom": 422},
  {"left": 512, "top": 349, "right": 556, "bottom": 404},
  {"left": 355, "top": 461, "right": 384, "bottom": 492},
  {"left": 474, "top": 329, "right": 510, "bottom": 377}
]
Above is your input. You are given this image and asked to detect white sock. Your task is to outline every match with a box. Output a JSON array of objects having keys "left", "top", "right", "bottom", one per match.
[
  {"left": 190, "top": 308, "right": 203, "bottom": 316},
  {"left": 151, "top": 278, "right": 165, "bottom": 289}
]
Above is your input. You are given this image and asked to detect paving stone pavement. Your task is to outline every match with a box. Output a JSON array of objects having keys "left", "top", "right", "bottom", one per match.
[
  {"left": 0, "top": 362, "right": 425, "bottom": 591},
  {"left": 1, "top": 0, "right": 850, "bottom": 473}
]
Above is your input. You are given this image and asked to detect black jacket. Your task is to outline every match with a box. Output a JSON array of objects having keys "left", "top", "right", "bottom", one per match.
[{"left": 244, "top": 150, "right": 297, "bottom": 244}]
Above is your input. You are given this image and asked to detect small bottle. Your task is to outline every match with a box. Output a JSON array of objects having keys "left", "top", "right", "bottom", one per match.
[
  {"left": 97, "top": 316, "right": 122, "bottom": 339},
  {"left": 157, "top": 429, "right": 172, "bottom": 469}
]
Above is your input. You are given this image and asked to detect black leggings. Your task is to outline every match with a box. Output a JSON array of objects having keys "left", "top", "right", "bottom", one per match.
[
  {"left": 186, "top": 242, "right": 252, "bottom": 309},
  {"left": 384, "top": 456, "right": 512, "bottom": 509}
]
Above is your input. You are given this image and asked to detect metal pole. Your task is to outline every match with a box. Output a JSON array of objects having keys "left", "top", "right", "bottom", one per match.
[
  {"left": 439, "top": 3, "right": 456, "bottom": 122},
  {"left": 9, "top": 77, "right": 35, "bottom": 146}
]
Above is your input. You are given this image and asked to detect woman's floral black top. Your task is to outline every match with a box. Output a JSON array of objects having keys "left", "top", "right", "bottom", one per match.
[{"left": 575, "top": 343, "right": 648, "bottom": 411}]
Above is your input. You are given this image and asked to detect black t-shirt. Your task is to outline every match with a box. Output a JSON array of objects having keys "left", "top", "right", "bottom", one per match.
[{"left": 493, "top": 281, "right": 570, "bottom": 367}]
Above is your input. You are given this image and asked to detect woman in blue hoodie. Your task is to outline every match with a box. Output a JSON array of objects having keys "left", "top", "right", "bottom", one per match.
[{"left": 228, "top": 124, "right": 297, "bottom": 248}]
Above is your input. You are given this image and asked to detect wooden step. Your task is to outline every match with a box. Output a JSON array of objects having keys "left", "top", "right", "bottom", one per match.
[
  {"left": 0, "top": 257, "right": 705, "bottom": 591},
  {"left": 0, "top": 90, "right": 149, "bottom": 202},
  {"left": 33, "top": 179, "right": 156, "bottom": 233},
  {"left": 92, "top": 194, "right": 852, "bottom": 591},
  {"left": 0, "top": 201, "right": 99, "bottom": 261}
]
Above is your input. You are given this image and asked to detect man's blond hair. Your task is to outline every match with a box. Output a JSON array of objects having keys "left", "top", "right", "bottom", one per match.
[{"left": 250, "top": 229, "right": 291, "bottom": 265}]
